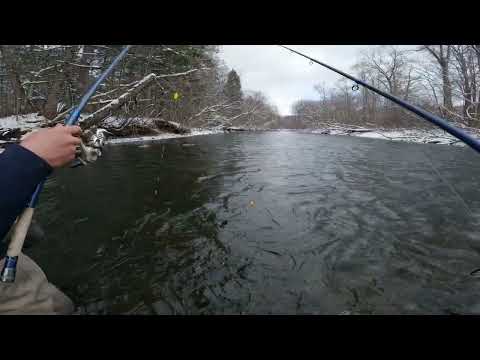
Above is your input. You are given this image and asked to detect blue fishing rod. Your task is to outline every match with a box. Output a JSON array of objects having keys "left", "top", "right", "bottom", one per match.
[
  {"left": 1, "top": 45, "right": 132, "bottom": 283},
  {"left": 280, "top": 45, "right": 480, "bottom": 154}
]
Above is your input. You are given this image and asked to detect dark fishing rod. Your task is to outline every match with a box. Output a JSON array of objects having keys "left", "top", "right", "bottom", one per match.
[
  {"left": 1, "top": 45, "right": 132, "bottom": 283},
  {"left": 280, "top": 45, "right": 480, "bottom": 154}
]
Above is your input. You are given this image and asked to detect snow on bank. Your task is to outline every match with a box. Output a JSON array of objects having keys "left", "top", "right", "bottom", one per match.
[
  {"left": 312, "top": 127, "right": 468, "bottom": 146},
  {"left": 106, "top": 128, "right": 224, "bottom": 145},
  {"left": 0, "top": 113, "right": 224, "bottom": 143},
  {"left": 354, "top": 129, "right": 462, "bottom": 145},
  {"left": 0, "top": 113, "right": 45, "bottom": 131},
  {"left": 1, "top": 127, "right": 223, "bottom": 153}
]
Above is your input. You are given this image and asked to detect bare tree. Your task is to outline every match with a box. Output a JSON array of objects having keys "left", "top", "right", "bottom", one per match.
[
  {"left": 451, "top": 45, "right": 476, "bottom": 124},
  {"left": 419, "top": 45, "right": 454, "bottom": 113}
]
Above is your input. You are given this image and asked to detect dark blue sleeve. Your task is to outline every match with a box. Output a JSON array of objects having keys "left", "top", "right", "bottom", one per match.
[{"left": 0, "top": 144, "right": 52, "bottom": 257}]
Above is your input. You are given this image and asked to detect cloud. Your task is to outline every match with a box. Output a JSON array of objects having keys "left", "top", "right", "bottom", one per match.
[{"left": 218, "top": 45, "right": 416, "bottom": 115}]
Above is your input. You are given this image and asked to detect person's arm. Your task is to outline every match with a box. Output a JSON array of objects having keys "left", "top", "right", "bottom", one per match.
[
  {"left": 0, "top": 125, "right": 81, "bottom": 257},
  {"left": 0, "top": 144, "right": 53, "bottom": 252}
]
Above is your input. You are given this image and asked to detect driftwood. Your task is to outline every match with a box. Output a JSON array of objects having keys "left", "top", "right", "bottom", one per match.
[
  {"left": 84, "top": 118, "right": 190, "bottom": 140},
  {"left": 222, "top": 126, "right": 248, "bottom": 132},
  {"left": 153, "top": 119, "right": 189, "bottom": 134},
  {"left": 317, "top": 127, "right": 376, "bottom": 136},
  {"left": 0, "top": 128, "right": 28, "bottom": 141},
  {"left": 104, "top": 123, "right": 160, "bottom": 137}
]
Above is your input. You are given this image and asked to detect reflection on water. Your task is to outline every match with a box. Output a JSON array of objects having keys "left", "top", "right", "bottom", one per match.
[{"left": 30, "top": 132, "right": 480, "bottom": 314}]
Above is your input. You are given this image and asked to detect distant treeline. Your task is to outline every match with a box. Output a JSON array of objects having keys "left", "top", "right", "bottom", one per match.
[{"left": 290, "top": 46, "right": 480, "bottom": 130}]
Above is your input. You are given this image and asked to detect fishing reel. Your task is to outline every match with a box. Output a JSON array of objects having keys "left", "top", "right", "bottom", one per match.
[{"left": 72, "top": 128, "right": 113, "bottom": 167}]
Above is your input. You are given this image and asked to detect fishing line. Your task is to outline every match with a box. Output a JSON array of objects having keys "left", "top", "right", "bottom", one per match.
[{"left": 423, "top": 151, "right": 473, "bottom": 217}]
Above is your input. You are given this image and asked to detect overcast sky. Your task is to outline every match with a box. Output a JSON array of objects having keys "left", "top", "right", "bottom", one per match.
[{"left": 218, "top": 45, "right": 416, "bottom": 115}]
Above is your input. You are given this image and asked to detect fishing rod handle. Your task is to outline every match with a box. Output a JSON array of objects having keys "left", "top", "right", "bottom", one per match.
[
  {"left": 0, "top": 207, "right": 35, "bottom": 283},
  {"left": 6, "top": 207, "right": 34, "bottom": 256}
]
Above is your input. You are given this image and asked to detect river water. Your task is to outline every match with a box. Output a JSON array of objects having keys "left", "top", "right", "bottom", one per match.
[{"left": 30, "top": 131, "right": 480, "bottom": 314}]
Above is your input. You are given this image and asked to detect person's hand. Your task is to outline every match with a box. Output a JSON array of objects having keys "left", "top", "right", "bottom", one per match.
[{"left": 20, "top": 125, "right": 82, "bottom": 168}]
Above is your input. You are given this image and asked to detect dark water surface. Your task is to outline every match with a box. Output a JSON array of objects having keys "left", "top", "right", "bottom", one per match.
[{"left": 30, "top": 132, "right": 480, "bottom": 314}]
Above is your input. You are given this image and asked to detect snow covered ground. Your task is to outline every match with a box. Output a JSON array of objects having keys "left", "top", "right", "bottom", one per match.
[
  {"left": 352, "top": 129, "right": 463, "bottom": 146},
  {"left": 107, "top": 128, "right": 224, "bottom": 145},
  {"left": 0, "top": 114, "right": 224, "bottom": 145},
  {"left": 311, "top": 127, "right": 470, "bottom": 147},
  {"left": 0, "top": 113, "right": 45, "bottom": 131}
]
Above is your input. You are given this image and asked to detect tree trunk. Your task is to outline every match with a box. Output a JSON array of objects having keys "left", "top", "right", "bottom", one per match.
[
  {"left": 78, "top": 45, "right": 95, "bottom": 112},
  {"left": 455, "top": 48, "right": 472, "bottom": 121},
  {"left": 475, "top": 46, "right": 480, "bottom": 124},
  {"left": 0, "top": 45, "right": 35, "bottom": 115},
  {"left": 78, "top": 45, "right": 95, "bottom": 94},
  {"left": 423, "top": 46, "right": 454, "bottom": 114},
  {"left": 43, "top": 77, "right": 61, "bottom": 120},
  {"left": 441, "top": 63, "right": 453, "bottom": 112}
]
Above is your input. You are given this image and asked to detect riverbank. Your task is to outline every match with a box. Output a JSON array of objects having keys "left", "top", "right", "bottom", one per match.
[
  {"left": 311, "top": 127, "right": 467, "bottom": 146},
  {"left": 107, "top": 128, "right": 225, "bottom": 145},
  {"left": 2, "top": 113, "right": 480, "bottom": 148},
  {"left": 105, "top": 127, "right": 469, "bottom": 148}
]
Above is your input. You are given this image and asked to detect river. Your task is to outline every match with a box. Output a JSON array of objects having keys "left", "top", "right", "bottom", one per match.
[{"left": 29, "top": 131, "right": 480, "bottom": 314}]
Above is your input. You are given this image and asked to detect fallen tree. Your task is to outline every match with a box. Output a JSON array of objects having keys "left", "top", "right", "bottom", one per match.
[
  {"left": 80, "top": 69, "right": 204, "bottom": 130},
  {"left": 36, "top": 68, "right": 206, "bottom": 140}
]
